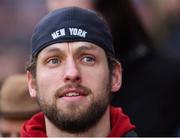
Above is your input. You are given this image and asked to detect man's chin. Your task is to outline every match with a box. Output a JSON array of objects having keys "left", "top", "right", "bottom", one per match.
[
  {"left": 56, "top": 104, "right": 90, "bottom": 118},
  {"left": 56, "top": 98, "right": 91, "bottom": 112}
]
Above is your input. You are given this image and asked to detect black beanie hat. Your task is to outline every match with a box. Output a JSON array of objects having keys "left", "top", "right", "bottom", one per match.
[{"left": 31, "top": 7, "right": 114, "bottom": 56}]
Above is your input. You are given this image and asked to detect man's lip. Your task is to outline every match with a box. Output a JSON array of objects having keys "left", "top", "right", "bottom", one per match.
[{"left": 58, "top": 88, "right": 87, "bottom": 98}]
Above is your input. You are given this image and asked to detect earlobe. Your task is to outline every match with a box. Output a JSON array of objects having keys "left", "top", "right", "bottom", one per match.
[
  {"left": 111, "top": 62, "right": 122, "bottom": 92},
  {"left": 27, "top": 71, "right": 37, "bottom": 97}
]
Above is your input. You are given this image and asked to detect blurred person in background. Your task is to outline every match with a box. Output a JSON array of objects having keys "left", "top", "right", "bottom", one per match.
[
  {"left": 46, "top": 0, "right": 93, "bottom": 11},
  {"left": 0, "top": 0, "right": 46, "bottom": 87},
  {"left": 133, "top": 0, "right": 180, "bottom": 60},
  {"left": 0, "top": 74, "right": 40, "bottom": 137},
  {"left": 157, "top": 0, "right": 180, "bottom": 60},
  {"left": 45, "top": 0, "right": 180, "bottom": 136},
  {"left": 94, "top": 0, "right": 180, "bottom": 136}
]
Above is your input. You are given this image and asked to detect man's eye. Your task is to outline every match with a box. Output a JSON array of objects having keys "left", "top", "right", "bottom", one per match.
[
  {"left": 47, "top": 58, "right": 60, "bottom": 65},
  {"left": 81, "top": 56, "right": 95, "bottom": 65}
]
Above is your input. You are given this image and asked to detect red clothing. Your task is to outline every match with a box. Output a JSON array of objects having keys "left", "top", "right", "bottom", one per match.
[{"left": 20, "top": 106, "right": 135, "bottom": 137}]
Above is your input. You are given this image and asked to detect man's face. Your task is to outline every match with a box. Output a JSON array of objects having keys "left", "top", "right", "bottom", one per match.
[{"left": 28, "top": 42, "right": 121, "bottom": 132}]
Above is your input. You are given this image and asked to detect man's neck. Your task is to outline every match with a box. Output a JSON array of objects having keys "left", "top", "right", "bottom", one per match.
[{"left": 45, "top": 106, "right": 111, "bottom": 137}]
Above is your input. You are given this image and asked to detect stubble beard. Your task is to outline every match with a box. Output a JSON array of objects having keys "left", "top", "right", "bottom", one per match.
[{"left": 36, "top": 82, "right": 112, "bottom": 133}]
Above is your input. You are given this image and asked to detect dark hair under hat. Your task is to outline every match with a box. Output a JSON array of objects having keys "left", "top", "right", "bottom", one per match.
[{"left": 31, "top": 7, "right": 114, "bottom": 56}]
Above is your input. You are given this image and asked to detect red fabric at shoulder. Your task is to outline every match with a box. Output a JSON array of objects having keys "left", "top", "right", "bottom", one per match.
[
  {"left": 20, "top": 112, "right": 47, "bottom": 137},
  {"left": 108, "top": 106, "right": 135, "bottom": 137}
]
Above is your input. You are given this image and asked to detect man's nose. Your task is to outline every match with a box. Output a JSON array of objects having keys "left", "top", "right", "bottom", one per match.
[{"left": 63, "top": 57, "right": 81, "bottom": 83}]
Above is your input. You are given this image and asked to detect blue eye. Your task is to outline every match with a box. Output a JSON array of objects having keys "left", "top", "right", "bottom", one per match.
[
  {"left": 47, "top": 58, "right": 60, "bottom": 66},
  {"left": 81, "top": 55, "right": 95, "bottom": 65}
]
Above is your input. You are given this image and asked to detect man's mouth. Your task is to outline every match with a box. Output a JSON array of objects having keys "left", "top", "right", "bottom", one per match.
[
  {"left": 57, "top": 88, "right": 87, "bottom": 98},
  {"left": 64, "top": 92, "right": 80, "bottom": 97}
]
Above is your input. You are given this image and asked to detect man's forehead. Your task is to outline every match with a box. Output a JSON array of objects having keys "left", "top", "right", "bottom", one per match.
[{"left": 41, "top": 42, "right": 103, "bottom": 54}]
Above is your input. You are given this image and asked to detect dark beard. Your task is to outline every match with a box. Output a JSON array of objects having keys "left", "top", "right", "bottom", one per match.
[{"left": 37, "top": 83, "right": 112, "bottom": 133}]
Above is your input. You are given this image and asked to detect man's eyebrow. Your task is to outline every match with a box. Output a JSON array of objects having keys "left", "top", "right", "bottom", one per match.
[
  {"left": 43, "top": 47, "right": 64, "bottom": 54},
  {"left": 76, "top": 45, "right": 99, "bottom": 53}
]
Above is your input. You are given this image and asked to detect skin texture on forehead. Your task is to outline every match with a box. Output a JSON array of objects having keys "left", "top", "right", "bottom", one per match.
[{"left": 39, "top": 42, "right": 101, "bottom": 60}]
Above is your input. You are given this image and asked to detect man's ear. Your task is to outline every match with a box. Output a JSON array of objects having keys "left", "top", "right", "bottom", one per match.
[
  {"left": 111, "top": 62, "right": 122, "bottom": 93},
  {"left": 27, "top": 71, "right": 37, "bottom": 97}
]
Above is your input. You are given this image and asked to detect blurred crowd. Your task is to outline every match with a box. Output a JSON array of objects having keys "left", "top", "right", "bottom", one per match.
[
  {"left": 0, "top": 0, "right": 180, "bottom": 136},
  {"left": 0, "top": 0, "right": 47, "bottom": 85}
]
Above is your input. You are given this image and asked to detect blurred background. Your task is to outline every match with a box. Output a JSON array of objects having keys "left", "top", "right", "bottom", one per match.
[
  {"left": 0, "top": 0, "right": 180, "bottom": 137},
  {"left": 0, "top": 0, "right": 47, "bottom": 85}
]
